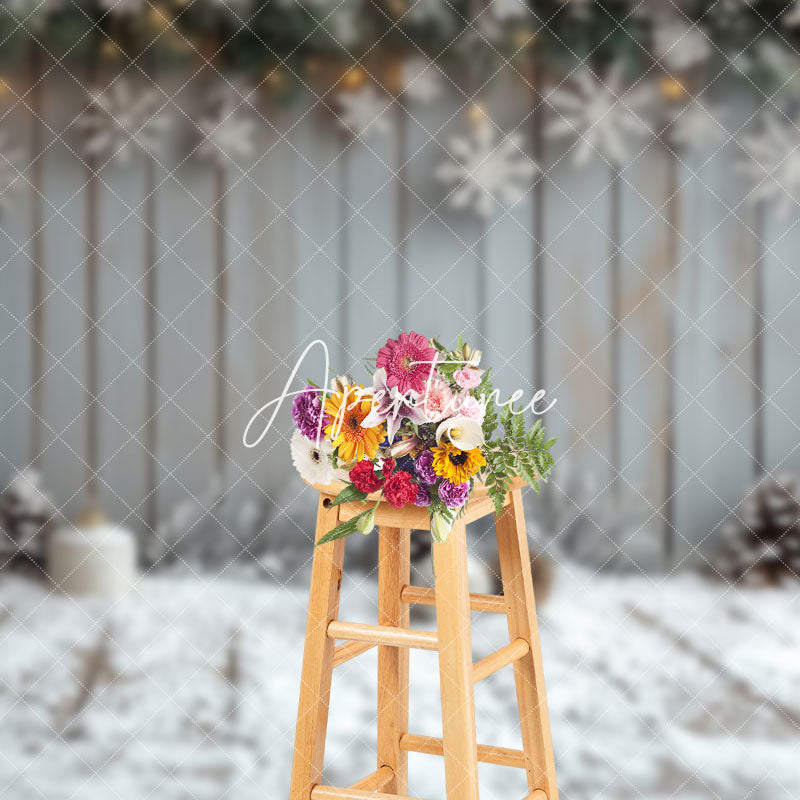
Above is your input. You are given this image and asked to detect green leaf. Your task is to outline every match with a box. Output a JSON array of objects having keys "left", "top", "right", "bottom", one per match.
[
  {"left": 316, "top": 516, "right": 363, "bottom": 545},
  {"left": 330, "top": 484, "right": 369, "bottom": 507}
]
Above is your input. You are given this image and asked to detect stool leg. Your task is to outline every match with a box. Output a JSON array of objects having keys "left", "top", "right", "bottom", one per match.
[
  {"left": 377, "top": 526, "right": 411, "bottom": 794},
  {"left": 433, "top": 518, "right": 480, "bottom": 800},
  {"left": 289, "top": 497, "right": 346, "bottom": 800},
  {"left": 495, "top": 489, "right": 559, "bottom": 800}
]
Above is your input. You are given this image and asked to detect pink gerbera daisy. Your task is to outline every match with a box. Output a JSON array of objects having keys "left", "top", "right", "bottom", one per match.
[{"left": 376, "top": 332, "right": 437, "bottom": 395}]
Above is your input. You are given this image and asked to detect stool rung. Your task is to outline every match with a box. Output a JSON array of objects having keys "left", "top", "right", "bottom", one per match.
[
  {"left": 399, "top": 733, "right": 527, "bottom": 769},
  {"left": 332, "top": 640, "right": 375, "bottom": 667},
  {"left": 472, "top": 638, "right": 530, "bottom": 683},
  {"left": 311, "top": 787, "right": 426, "bottom": 800},
  {"left": 349, "top": 765, "right": 394, "bottom": 791},
  {"left": 400, "top": 585, "right": 507, "bottom": 614},
  {"left": 327, "top": 620, "right": 438, "bottom": 651},
  {"left": 525, "top": 792, "right": 548, "bottom": 800}
]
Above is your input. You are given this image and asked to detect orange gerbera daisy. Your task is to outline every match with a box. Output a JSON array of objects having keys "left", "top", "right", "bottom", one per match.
[{"left": 324, "top": 384, "right": 384, "bottom": 463}]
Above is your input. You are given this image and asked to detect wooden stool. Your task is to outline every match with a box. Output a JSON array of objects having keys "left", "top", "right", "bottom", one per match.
[{"left": 289, "top": 477, "right": 558, "bottom": 800}]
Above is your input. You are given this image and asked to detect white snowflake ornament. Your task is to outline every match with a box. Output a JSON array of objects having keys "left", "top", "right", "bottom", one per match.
[
  {"left": 401, "top": 57, "right": 443, "bottom": 104},
  {"left": 669, "top": 100, "right": 727, "bottom": 151},
  {"left": 545, "top": 64, "right": 656, "bottom": 166},
  {"left": 435, "top": 115, "right": 538, "bottom": 218},
  {"left": 653, "top": 19, "right": 711, "bottom": 71},
  {"left": 77, "top": 79, "right": 172, "bottom": 165},
  {"left": 198, "top": 86, "right": 258, "bottom": 166},
  {"left": 738, "top": 112, "right": 800, "bottom": 217},
  {"left": 336, "top": 85, "right": 391, "bottom": 140}
]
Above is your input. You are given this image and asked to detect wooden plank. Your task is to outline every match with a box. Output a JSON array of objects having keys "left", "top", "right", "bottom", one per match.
[
  {"left": 311, "top": 786, "right": 426, "bottom": 800},
  {"left": 336, "top": 491, "right": 506, "bottom": 529},
  {"left": 0, "top": 64, "right": 33, "bottom": 476},
  {"left": 326, "top": 620, "right": 437, "bottom": 651},
  {"left": 349, "top": 765, "right": 394, "bottom": 792},
  {"left": 152, "top": 69, "right": 217, "bottom": 550},
  {"left": 39, "top": 76, "right": 90, "bottom": 518},
  {"left": 306, "top": 474, "right": 526, "bottom": 501},
  {"left": 495, "top": 489, "right": 558, "bottom": 799},
  {"left": 288, "top": 497, "right": 346, "bottom": 800},
  {"left": 542, "top": 138, "right": 615, "bottom": 494},
  {"left": 402, "top": 96, "right": 483, "bottom": 351},
  {"left": 400, "top": 585, "right": 507, "bottom": 614},
  {"left": 97, "top": 156, "right": 148, "bottom": 525},
  {"left": 472, "top": 637, "right": 530, "bottom": 684},
  {"left": 399, "top": 733, "right": 527, "bottom": 769},
  {"left": 377, "top": 525, "right": 411, "bottom": 794},
  {"left": 332, "top": 640, "right": 375, "bottom": 668},
  {"left": 339, "top": 97, "right": 399, "bottom": 363},
  {"left": 229, "top": 96, "right": 296, "bottom": 529},
  {"left": 432, "top": 517, "right": 480, "bottom": 800},
  {"left": 337, "top": 500, "right": 429, "bottom": 530},
  {"left": 617, "top": 141, "right": 673, "bottom": 569},
  {"left": 673, "top": 87, "right": 761, "bottom": 555}
]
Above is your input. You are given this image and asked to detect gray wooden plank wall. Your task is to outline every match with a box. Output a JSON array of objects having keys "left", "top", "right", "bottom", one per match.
[{"left": 1, "top": 70, "right": 798, "bottom": 568}]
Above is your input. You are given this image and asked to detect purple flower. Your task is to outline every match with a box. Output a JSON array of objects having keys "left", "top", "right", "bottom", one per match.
[
  {"left": 360, "top": 368, "right": 428, "bottom": 443},
  {"left": 413, "top": 485, "right": 432, "bottom": 507},
  {"left": 438, "top": 479, "right": 470, "bottom": 509},
  {"left": 414, "top": 450, "right": 437, "bottom": 485},
  {"left": 292, "top": 385, "right": 328, "bottom": 441}
]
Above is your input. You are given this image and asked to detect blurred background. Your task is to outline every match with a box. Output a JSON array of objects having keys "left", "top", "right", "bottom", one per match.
[{"left": 0, "top": 1, "right": 799, "bottom": 798}]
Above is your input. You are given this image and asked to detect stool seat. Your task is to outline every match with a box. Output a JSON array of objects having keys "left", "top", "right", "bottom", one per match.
[
  {"left": 303, "top": 476, "right": 528, "bottom": 530},
  {"left": 289, "top": 481, "right": 559, "bottom": 800}
]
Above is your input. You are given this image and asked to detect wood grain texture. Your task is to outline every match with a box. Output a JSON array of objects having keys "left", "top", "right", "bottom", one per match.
[
  {"left": 310, "top": 786, "right": 426, "bottom": 800},
  {"left": 400, "top": 585, "right": 506, "bottom": 614},
  {"left": 432, "top": 518, "right": 480, "bottom": 800},
  {"left": 348, "top": 765, "right": 394, "bottom": 792},
  {"left": 399, "top": 733, "right": 526, "bottom": 769},
  {"left": 377, "top": 526, "right": 411, "bottom": 794},
  {"left": 288, "top": 498, "right": 346, "bottom": 800},
  {"left": 496, "top": 489, "right": 558, "bottom": 799},
  {"left": 332, "top": 640, "right": 375, "bottom": 668},
  {"left": 334, "top": 481, "right": 514, "bottom": 530},
  {"left": 472, "top": 637, "right": 530, "bottom": 684},
  {"left": 327, "top": 621, "right": 437, "bottom": 651}
]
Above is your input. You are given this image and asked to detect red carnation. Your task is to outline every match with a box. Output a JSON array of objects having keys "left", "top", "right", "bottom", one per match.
[
  {"left": 383, "top": 471, "right": 417, "bottom": 509},
  {"left": 349, "top": 460, "right": 383, "bottom": 493},
  {"left": 380, "top": 458, "right": 396, "bottom": 479}
]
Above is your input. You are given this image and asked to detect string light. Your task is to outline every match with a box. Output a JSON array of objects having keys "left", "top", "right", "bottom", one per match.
[
  {"left": 659, "top": 76, "right": 686, "bottom": 102},
  {"left": 147, "top": 4, "right": 171, "bottom": 31},
  {"left": 513, "top": 29, "right": 536, "bottom": 50},
  {"left": 341, "top": 66, "right": 367, "bottom": 90},
  {"left": 100, "top": 39, "right": 122, "bottom": 60},
  {"left": 468, "top": 103, "right": 486, "bottom": 123},
  {"left": 265, "top": 67, "right": 286, "bottom": 92}
]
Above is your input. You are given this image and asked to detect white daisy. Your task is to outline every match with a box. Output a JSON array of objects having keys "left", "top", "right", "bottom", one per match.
[{"left": 290, "top": 429, "right": 336, "bottom": 485}]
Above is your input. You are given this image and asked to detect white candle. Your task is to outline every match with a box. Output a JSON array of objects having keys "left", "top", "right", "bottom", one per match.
[{"left": 47, "top": 524, "right": 137, "bottom": 598}]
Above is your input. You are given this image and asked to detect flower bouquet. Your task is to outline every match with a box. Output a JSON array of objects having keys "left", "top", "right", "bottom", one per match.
[{"left": 290, "top": 332, "right": 555, "bottom": 544}]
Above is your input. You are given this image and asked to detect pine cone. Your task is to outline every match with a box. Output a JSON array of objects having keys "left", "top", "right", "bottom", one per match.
[
  {"left": 716, "top": 474, "right": 800, "bottom": 586},
  {"left": 0, "top": 470, "right": 53, "bottom": 565}
]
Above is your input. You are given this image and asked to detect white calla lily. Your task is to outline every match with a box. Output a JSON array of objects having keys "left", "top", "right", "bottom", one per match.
[{"left": 435, "top": 415, "right": 484, "bottom": 450}]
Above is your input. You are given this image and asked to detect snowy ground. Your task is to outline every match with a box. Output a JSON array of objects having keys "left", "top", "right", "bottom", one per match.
[{"left": 0, "top": 566, "right": 797, "bottom": 800}]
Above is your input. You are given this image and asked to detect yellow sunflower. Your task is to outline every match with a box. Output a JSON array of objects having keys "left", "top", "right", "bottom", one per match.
[
  {"left": 324, "top": 385, "right": 384, "bottom": 463},
  {"left": 431, "top": 442, "right": 486, "bottom": 484}
]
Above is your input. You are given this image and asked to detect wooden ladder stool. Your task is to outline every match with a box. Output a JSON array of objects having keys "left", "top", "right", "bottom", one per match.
[{"left": 289, "top": 477, "right": 558, "bottom": 800}]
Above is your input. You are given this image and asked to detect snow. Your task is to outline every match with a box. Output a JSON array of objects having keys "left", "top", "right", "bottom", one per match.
[{"left": 0, "top": 568, "right": 797, "bottom": 799}]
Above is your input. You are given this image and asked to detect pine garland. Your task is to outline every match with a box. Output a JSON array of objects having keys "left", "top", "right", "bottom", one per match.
[{"left": 1, "top": 0, "right": 798, "bottom": 94}]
